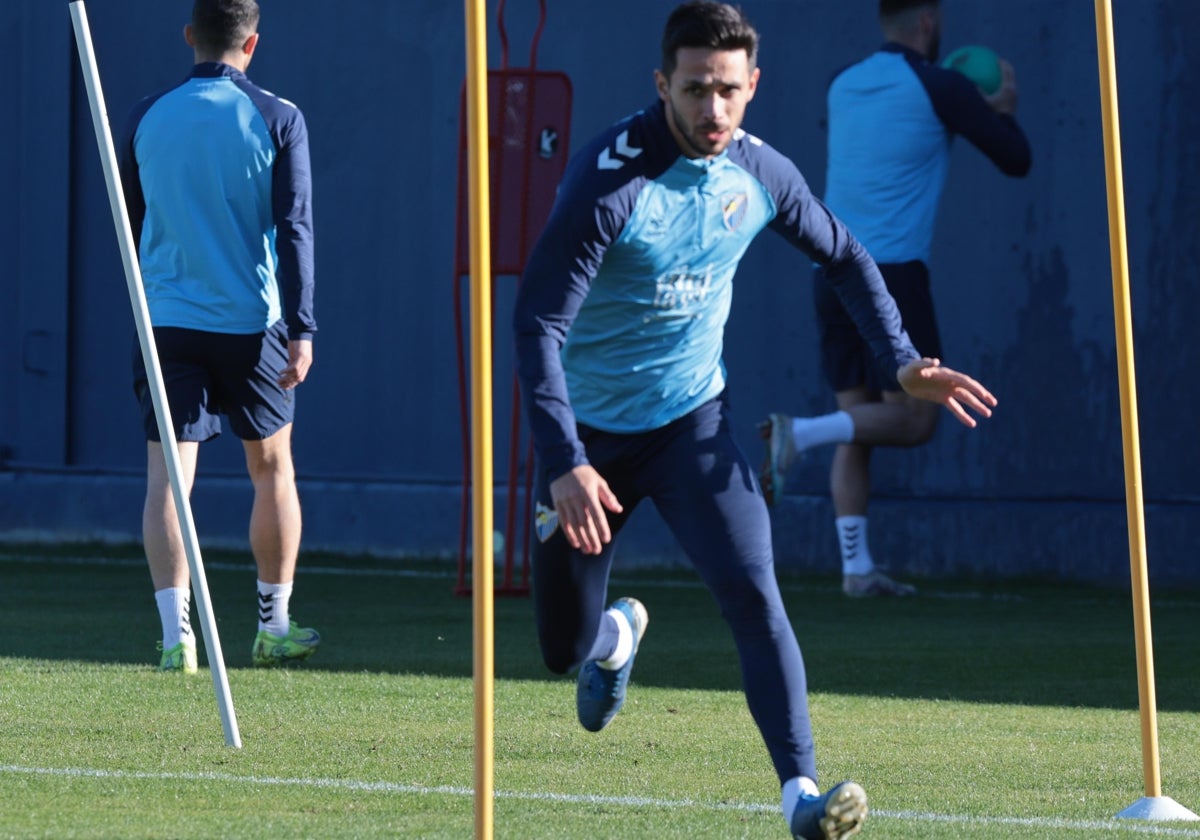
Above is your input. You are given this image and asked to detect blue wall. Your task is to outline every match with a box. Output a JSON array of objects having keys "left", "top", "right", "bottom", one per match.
[{"left": 2, "top": 1, "right": 1197, "bottom": 586}]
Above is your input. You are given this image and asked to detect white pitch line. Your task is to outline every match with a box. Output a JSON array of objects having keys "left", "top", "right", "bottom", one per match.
[{"left": 0, "top": 765, "right": 1197, "bottom": 835}]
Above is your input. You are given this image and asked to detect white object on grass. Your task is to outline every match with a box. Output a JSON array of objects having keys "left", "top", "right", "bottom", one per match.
[
  {"left": 68, "top": 0, "right": 241, "bottom": 749},
  {"left": 1115, "top": 796, "right": 1199, "bottom": 822}
]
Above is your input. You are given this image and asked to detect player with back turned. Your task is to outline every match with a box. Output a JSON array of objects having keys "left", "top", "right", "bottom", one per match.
[
  {"left": 513, "top": 2, "right": 999, "bottom": 837},
  {"left": 119, "top": 0, "right": 320, "bottom": 672},
  {"left": 760, "top": 0, "right": 1031, "bottom": 598}
]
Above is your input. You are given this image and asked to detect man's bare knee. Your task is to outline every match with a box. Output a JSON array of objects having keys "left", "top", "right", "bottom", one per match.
[{"left": 243, "top": 426, "right": 295, "bottom": 484}]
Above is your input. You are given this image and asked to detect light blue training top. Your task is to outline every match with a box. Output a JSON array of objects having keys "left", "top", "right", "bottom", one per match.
[
  {"left": 120, "top": 62, "right": 315, "bottom": 339},
  {"left": 823, "top": 43, "right": 1031, "bottom": 265},
  {"left": 514, "top": 100, "right": 918, "bottom": 479}
]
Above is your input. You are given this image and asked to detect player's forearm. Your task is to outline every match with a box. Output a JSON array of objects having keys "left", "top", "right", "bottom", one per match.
[
  {"left": 513, "top": 326, "right": 589, "bottom": 480},
  {"left": 961, "top": 112, "right": 1032, "bottom": 177},
  {"left": 272, "top": 148, "right": 316, "bottom": 339},
  {"left": 275, "top": 223, "right": 315, "bottom": 340},
  {"left": 825, "top": 247, "right": 921, "bottom": 382}
]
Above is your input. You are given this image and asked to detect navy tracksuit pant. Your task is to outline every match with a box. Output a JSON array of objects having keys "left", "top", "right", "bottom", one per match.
[{"left": 532, "top": 393, "right": 818, "bottom": 784}]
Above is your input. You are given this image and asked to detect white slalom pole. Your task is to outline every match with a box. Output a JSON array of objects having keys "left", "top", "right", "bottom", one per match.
[{"left": 68, "top": 0, "right": 242, "bottom": 749}]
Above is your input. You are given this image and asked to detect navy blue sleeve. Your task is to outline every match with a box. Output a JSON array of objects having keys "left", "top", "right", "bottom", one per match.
[
  {"left": 920, "top": 65, "right": 1032, "bottom": 177},
  {"left": 513, "top": 138, "right": 643, "bottom": 480},
  {"left": 270, "top": 107, "right": 316, "bottom": 341},
  {"left": 118, "top": 95, "right": 162, "bottom": 251},
  {"left": 738, "top": 140, "right": 920, "bottom": 382},
  {"left": 242, "top": 82, "right": 317, "bottom": 341}
]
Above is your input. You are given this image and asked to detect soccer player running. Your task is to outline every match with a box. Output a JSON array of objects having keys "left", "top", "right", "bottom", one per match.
[
  {"left": 513, "top": 2, "right": 996, "bottom": 837},
  {"left": 118, "top": 0, "right": 320, "bottom": 672},
  {"left": 759, "top": 0, "right": 1031, "bottom": 598}
]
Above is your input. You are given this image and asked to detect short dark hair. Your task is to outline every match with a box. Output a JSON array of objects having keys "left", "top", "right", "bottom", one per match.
[
  {"left": 879, "top": 0, "right": 939, "bottom": 17},
  {"left": 191, "top": 0, "right": 260, "bottom": 55},
  {"left": 661, "top": 2, "right": 759, "bottom": 79}
]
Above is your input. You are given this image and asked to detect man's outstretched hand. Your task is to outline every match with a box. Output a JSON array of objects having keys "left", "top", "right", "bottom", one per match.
[{"left": 897, "top": 358, "right": 997, "bottom": 427}]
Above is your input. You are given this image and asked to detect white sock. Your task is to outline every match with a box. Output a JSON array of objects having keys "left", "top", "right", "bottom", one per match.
[
  {"left": 837, "top": 515, "right": 874, "bottom": 576},
  {"left": 155, "top": 587, "right": 192, "bottom": 648},
  {"left": 257, "top": 580, "right": 293, "bottom": 636},
  {"left": 781, "top": 775, "right": 821, "bottom": 819},
  {"left": 791, "top": 411, "right": 854, "bottom": 451},
  {"left": 597, "top": 607, "right": 633, "bottom": 671}
]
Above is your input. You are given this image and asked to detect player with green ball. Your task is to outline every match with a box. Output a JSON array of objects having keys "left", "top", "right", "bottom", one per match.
[{"left": 760, "top": 0, "right": 1031, "bottom": 598}]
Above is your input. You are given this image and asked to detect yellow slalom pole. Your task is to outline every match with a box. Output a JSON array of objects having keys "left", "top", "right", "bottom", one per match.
[
  {"left": 1093, "top": 0, "right": 1157, "bottom": 798},
  {"left": 1095, "top": 1, "right": 1198, "bottom": 822},
  {"left": 464, "top": 1, "right": 495, "bottom": 838}
]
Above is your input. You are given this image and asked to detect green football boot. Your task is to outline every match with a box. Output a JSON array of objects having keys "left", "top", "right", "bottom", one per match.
[
  {"left": 252, "top": 621, "right": 320, "bottom": 667},
  {"left": 158, "top": 639, "right": 198, "bottom": 674}
]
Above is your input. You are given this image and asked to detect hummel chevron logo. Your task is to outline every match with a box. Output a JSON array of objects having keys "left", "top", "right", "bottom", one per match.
[
  {"left": 597, "top": 130, "right": 642, "bottom": 170},
  {"left": 258, "top": 592, "right": 274, "bottom": 623}
]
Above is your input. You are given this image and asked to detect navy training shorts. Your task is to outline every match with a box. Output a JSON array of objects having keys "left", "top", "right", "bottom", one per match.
[
  {"left": 813, "top": 259, "right": 943, "bottom": 393},
  {"left": 132, "top": 319, "right": 295, "bottom": 442}
]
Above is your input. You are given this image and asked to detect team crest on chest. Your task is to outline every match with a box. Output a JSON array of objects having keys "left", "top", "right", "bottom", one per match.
[{"left": 721, "top": 191, "right": 749, "bottom": 231}]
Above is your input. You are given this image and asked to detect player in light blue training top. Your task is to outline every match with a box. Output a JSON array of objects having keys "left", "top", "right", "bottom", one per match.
[
  {"left": 119, "top": 0, "right": 320, "bottom": 674},
  {"left": 759, "top": 0, "right": 1031, "bottom": 600},
  {"left": 513, "top": 3, "right": 998, "bottom": 838}
]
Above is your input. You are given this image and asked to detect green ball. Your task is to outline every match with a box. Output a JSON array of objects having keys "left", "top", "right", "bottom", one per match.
[{"left": 941, "top": 45, "right": 1002, "bottom": 95}]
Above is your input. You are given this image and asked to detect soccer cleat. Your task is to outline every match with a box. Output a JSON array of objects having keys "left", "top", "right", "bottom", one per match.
[
  {"left": 790, "top": 780, "right": 868, "bottom": 840},
  {"left": 843, "top": 569, "right": 917, "bottom": 598},
  {"left": 157, "top": 639, "right": 198, "bottom": 674},
  {"left": 576, "top": 597, "right": 649, "bottom": 732},
  {"left": 758, "top": 412, "right": 799, "bottom": 507},
  {"left": 251, "top": 620, "right": 321, "bottom": 667}
]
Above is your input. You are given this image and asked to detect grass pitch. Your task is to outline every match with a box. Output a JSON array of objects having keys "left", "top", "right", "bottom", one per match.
[{"left": 0, "top": 544, "right": 1197, "bottom": 838}]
